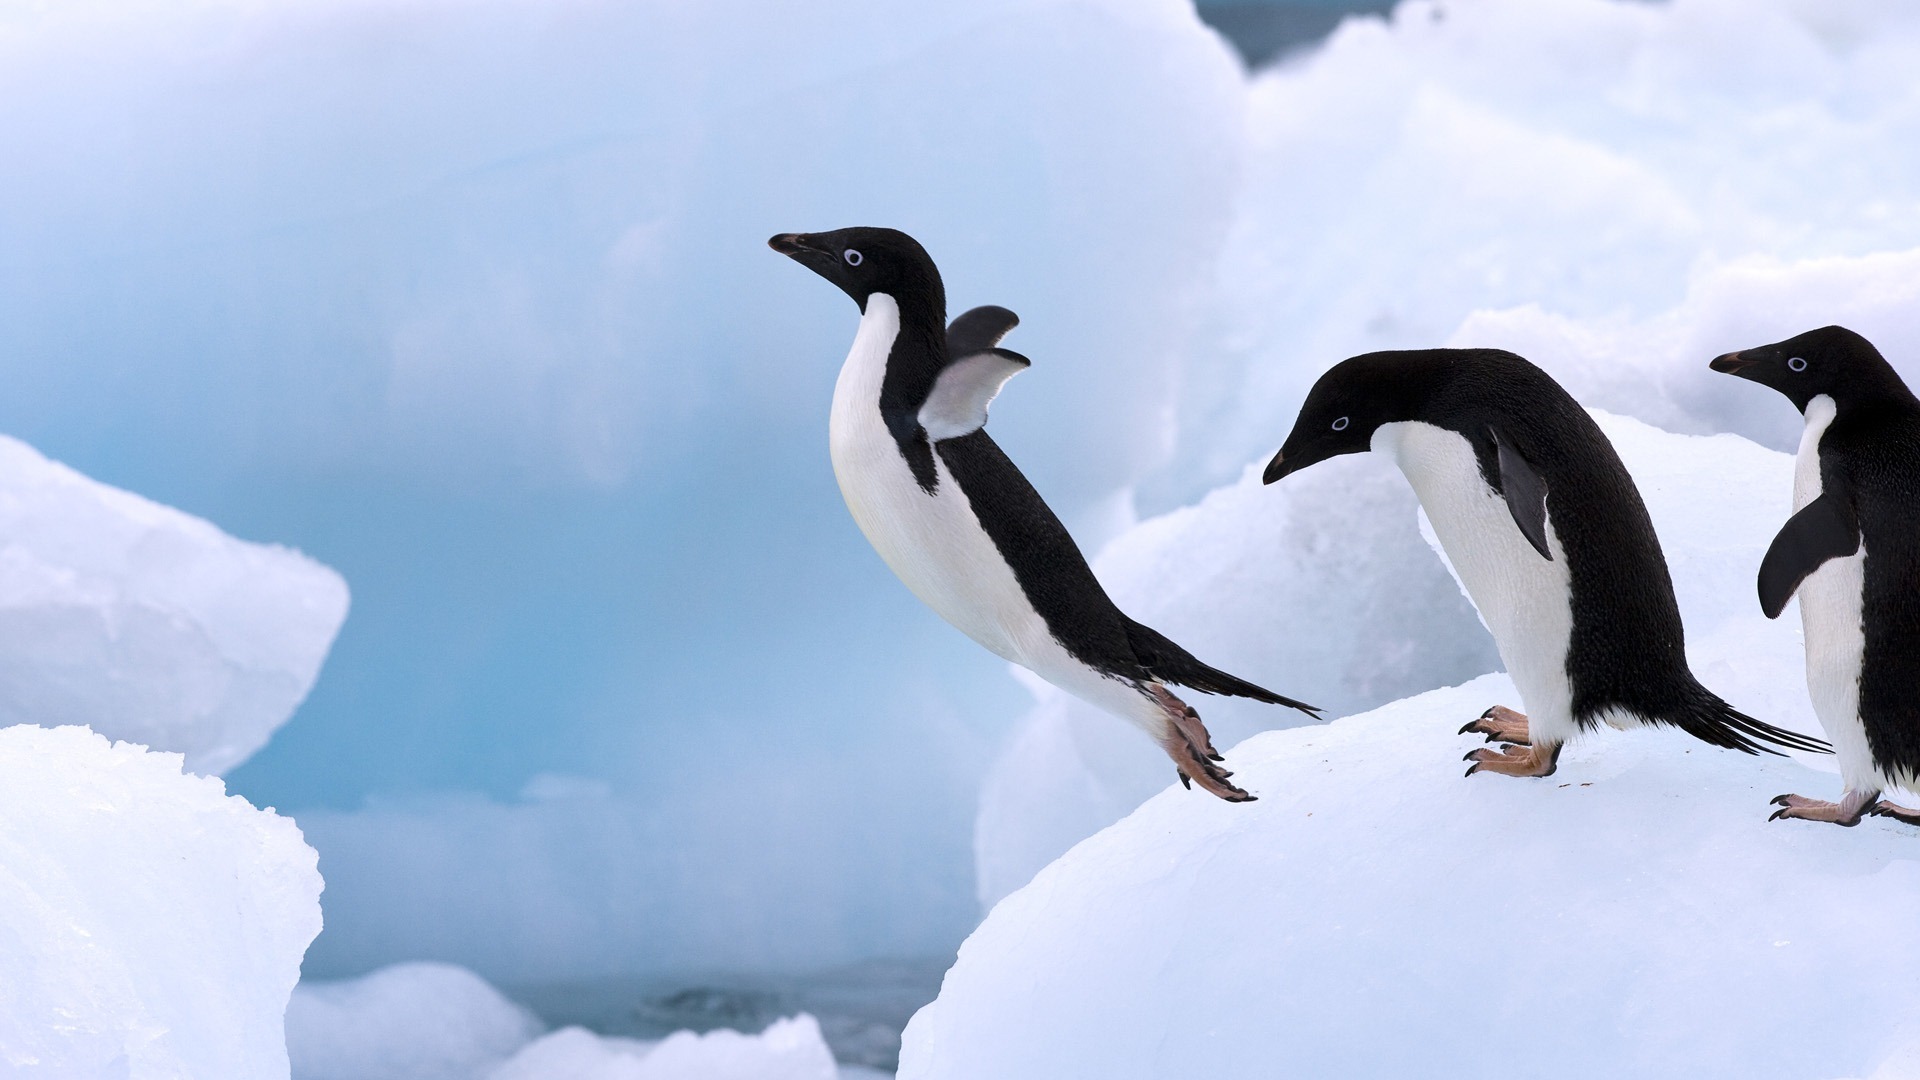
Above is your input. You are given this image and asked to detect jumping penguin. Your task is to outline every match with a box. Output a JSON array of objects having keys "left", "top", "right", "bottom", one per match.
[
  {"left": 770, "top": 226, "right": 1317, "bottom": 800},
  {"left": 1265, "top": 348, "right": 1829, "bottom": 777},
  {"left": 1711, "top": 326, "right": 1920, "bottom": 826}
]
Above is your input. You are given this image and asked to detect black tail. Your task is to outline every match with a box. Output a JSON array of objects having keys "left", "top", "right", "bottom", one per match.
[
  {"left": 1663, "top": 684, "right": 1831, "bottom": 756},
  {"left": 1123, "top": 618, "right": 1320, "bottom": 718}
]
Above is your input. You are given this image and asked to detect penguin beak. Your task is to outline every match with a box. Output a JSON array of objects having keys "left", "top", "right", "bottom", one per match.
[
  {"left": 1262, "top": 449, "right": 1294, "bottom": 484},
  {"left": 768, "top": 233, "right": 817, "bottom": 258},
  {"left": 1709, "top": 351, "right": 1757, "bottom": 377}
]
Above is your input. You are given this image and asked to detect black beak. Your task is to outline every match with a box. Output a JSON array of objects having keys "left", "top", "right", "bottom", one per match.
[
  {"left": 768, "top": 233, "right": 814, "bottom": 257},
  {"left": 1710, "top": 351, "right": 1756, "bottom": 376},
  {"left": 1262, "top": 449, "right": 1292, "bottom": 485}
]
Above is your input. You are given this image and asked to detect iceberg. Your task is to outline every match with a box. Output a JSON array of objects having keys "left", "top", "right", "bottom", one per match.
[
  {"left": 0, "top": 434, "right": 348, "bottom": 775},
  {"left": 0, "top": 725, "right": 322, "bottom": 1078},
  {"left": 287, "top": 962, "right": 546, "bottom": 1080}
]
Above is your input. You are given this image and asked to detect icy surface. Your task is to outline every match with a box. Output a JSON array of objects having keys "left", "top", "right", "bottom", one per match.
[
  {"left": 288, "top": 962, "right": 546, "bottom": 1080},
  {"left": 0, "top": 435, "right": 347, "bottom": 775},
  {"left": 0, "top": 724, "right": 323, "bottom": 1078},
  {"left": 489, "top": 1015, "right": 837, "bottom": 1080}
]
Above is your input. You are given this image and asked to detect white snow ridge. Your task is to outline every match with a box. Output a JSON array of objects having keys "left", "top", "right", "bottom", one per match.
[{"left": 0, "top": 435, "right": 349, "bottom": 775}]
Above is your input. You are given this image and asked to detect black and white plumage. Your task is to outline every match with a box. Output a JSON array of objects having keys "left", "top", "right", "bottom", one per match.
[
  {"left": 1265, "top": 348, "right": 1829, "bottom": 778},
  {"left": 770, "top": 227, "right": 1316, "bottom": 801},
  {"left": 1712, "top": 326, "right": 1920, "bottom": 826}
]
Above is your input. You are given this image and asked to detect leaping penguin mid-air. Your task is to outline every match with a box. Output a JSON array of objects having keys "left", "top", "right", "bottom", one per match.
[
  {"left": 1712, "top": 326, "right": 1920, "bottom": 826},
  {"left": 769, "top": 226, "right": 1317, "bottom": 801},
  {"left": 1265, "top": 348, "right": 1830, "bottom": 778}
]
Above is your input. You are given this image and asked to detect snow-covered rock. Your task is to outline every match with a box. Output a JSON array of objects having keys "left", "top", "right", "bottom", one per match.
[
  {"left": 0, "top": 435, "right": 348, "bottom": 775},
  {"left": 488, "top": 1016, "right": 838, "bottom": 1080},
  {"left": 287, "top": 962, "right": 545, "bottom": 1080},
  {"left": 976, "top": 411, "right": 1805, "bottom": 906},
  {"left": 906, "top": 672, "right": 1918, "bottom": 1079},
  {"left": 0, "top": 724, "right": 323, "bottom": 1078}
]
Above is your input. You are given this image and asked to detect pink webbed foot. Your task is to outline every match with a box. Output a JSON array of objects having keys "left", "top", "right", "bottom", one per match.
[
  {"left": 1768, "top": 790, "right": 1877, "bottom": 826},
  {"left": 1458, "top": 705, "right": 1531, "bottom": 746}
]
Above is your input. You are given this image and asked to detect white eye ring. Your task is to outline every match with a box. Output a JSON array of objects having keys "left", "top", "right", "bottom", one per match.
[
  {"left": 1788, "top": 356, "right": 1808, "bottom": 372},
  {"left": 1331, "top": 416, "right": 1350, "bottom": 432},
  {"left": 843, "top": 249, "right": 863, "bottom": 266}
]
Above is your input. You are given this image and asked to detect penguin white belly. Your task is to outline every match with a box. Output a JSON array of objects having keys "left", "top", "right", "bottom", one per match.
[
  {"left": 825, "top": 296, "right": 1123, "bottom": 718},
  {"left": 1375, "top": 422, "right": 1579, "bottom": 743},
  {"left": 1792, "top": 395, "right": 1877, "bottom": 788}
]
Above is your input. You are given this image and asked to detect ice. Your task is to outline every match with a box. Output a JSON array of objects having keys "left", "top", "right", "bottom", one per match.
[
  {"left": 909, "top": 417, "right": 1901, "bottom": 1077},
  {"left": 0, "top": 724, "right": 322, "bottom": 1078},
  {"left": 0, "top": 434, "right": 348, "bottom": 775},
  {"left": 287, "top": 962, "right": 546, "bottom": 1080},
  {"left": 489, "top": 1016, "right": 837, "bottom": 1080}
]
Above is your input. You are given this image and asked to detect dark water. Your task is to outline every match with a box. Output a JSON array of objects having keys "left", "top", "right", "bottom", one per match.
[{"left": 508, "top": 957, "right": 949, "bottom": 1071}]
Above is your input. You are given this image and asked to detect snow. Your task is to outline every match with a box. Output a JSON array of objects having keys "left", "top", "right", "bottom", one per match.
[
  {"left": 912, "top": 416, "right": 1917, "bottom": 1077},
  {"left": 490, "top": 1016, "right": 837, "bottom": 1080},
  {"left": 0, "top": 434, "right": 348, "bottom": 775},
  {"left": 0, "top": 724, "right": 322, "bottom": 1079},
  {"left": 287, "top": 962, "right": 546, "bottom": 1080}
]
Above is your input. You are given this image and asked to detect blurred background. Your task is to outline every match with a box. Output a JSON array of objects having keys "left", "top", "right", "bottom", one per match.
[{"left": 3, "top": 0, "right": 1918, "bottom": 1071}]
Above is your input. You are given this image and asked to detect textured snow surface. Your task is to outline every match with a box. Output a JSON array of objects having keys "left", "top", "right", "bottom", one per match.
[
  {"left": 288, "top": 962, "right": 546, "bottom": 1080},
  {"left": 0, "top": 435, "right": 348, "bottom": 775},
  {"left": 907, "top": 674, "right": 1920, "bottom": 1079},
  {"left": 976, "top": 411, "right": 1814, "bottom": 904},
  {"left": 488, "top": 1016, "right": 837, "bottom": 1080},
  {"left": 0, "top": 724, "right": 322, "bottom": 1079}
]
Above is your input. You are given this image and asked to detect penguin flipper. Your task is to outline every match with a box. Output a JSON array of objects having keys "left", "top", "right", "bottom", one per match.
[
  {"left": 945, "top": 305, "right": 1020, "bottom": 357},
  {"left": 1758, "top": 491, "right": 1859, "bottom": 620},
  {"left": 917, "top": 348, "right": 1031, "bottom": 441},
  {"left": 1490, "top": 426, "right": 1552, "bottom": 561},
  {"left": 1123, "top": 618, "right": 1320, "bottom": 717}
]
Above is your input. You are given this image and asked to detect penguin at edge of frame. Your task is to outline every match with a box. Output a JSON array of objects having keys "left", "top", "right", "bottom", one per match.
[
  {"left": 1264, "top": 347, "right": 1830, "bottom": 778},
  {"left": 769, "top": 226, "right": 1318, "bottom": 801},
  {"left": 1712, "top": 325, "right": 1920, "bottom": 826}
]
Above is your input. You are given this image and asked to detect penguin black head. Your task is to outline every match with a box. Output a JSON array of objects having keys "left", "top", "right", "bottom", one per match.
[
  {"left": 769, "top": 227, "right": 943, "bottom": 314},
  {"left": 1710, "top": 325, "right": 1914, "bottom": 414},
  {"left": 1263, "top": 350, "right": 1458, "bottom": 483}
]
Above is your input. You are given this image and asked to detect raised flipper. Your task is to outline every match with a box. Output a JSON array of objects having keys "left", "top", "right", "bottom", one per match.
[
  {"left": 917, "top": 348, "right": 1030, "bottom": 441},
  {"left": 1490, "top": 426, "right": 1551, "bottom": 560},
  {"left": 945, "top": 304, "right": 1020, "bottom": 357},
  {"left": 1758, "top": 491, "right": 1859, "bottom": 619}
]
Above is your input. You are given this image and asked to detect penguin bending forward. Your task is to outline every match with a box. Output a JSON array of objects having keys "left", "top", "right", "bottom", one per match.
[
  {"left": 1712, "top": 326, "right": 1920, "bottom": 826},
  {"left": 770, "top": 227, "right": 1317, "bottom": 801},
  {"left": 1265, "top": 348, "right": 1829, "bottom": 777}
]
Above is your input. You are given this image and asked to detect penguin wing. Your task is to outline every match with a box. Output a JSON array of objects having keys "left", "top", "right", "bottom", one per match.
[
  {"left": 1757, "top": 491, "right": 1860, "bottom": 619},
  {"left": 946, "top": 305, "right": 1020, "bottom": 357},
  {"left": 918, "top": 348, "right": 1031, "bottom": 441},
  {"left": 1490, "top": 426, "right": 1553, "bottom": 560},
  {"left": 1122, "top": 618, "right": 1320, "bottom": 717}
]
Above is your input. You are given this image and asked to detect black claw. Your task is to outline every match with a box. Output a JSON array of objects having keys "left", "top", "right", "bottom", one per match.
[
  {"left": 1177, "top": 769, "right": 1192, "bottom": 790},
  {"left": 1768, "top": 809, "right": 1788, "bottom": 821},
  {"left": 1464, "top": 764, "right": 1479, "bottom": 778},
  {"left": 1457, "top": 720, "right": 1479, "bottom": 735},
  {"left": 1770, "top": 794, "right": 1793, "bottom": 806},
  {"left": 1479, "top": 707, "right": 1497, "bottom": 719},
  {"left": 1462, "top": 749, "right": 1483, "bottom": 762},
  {"left": 1208, "top": 752, "right": 1224, "bottom": 762}
]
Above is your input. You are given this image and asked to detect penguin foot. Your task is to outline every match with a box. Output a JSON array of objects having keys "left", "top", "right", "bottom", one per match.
[
  {"left": 1869, "top": 800, "right": 1920, "bottom": 827},
  {"left": 1463, "top": 741, "right": 1561, "bottom": 778},
  {"left": 1152, "top": 685, "right": 1223, "bottom": 761},
  {"left": 1458, "top": 705, "right": 1531, "bottom": 746},
  {"left": 1767, "top": 790, "right": 1876, "bottom": 826}
]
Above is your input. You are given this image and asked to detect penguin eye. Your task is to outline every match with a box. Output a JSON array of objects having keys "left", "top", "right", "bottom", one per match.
[
  {"left": 1787, "top": 356, "right": 1808, "bottom": 372},
  {"left": 843, "top": 249, "right": 863, "bottom": 267},
  {"left": 1331, "top": 416, "right": 1350, "bottom": 432}
]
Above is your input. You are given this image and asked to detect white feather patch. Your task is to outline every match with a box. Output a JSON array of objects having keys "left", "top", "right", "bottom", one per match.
[{"left": 917, "top": 350, "right": 1029, "bottom": 441}]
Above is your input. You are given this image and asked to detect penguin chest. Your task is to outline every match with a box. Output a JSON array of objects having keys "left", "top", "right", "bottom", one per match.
[
  {"left": 1375, "top": 422, "right": 1575, "bottom": 722},
  {"left": 826, "top": 297, "right": 1044, "bottom": 665},
  {"left": 1792, "top": 395, "right": 1873, "bottom": 780}
]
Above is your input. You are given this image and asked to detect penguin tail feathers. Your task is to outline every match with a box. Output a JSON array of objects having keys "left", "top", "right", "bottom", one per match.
[
  {"left": 1123, "top": 619, "right": 1320, "bottom": 718},
  {"left": 1663, "top": 687, "right": 1832, "bottom": 756}
]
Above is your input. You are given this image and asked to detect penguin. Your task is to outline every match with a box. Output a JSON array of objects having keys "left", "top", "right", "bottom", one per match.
[
  {"left": 1264, "top": 348, "right": 1830, "bottom": 777},
  {"left": 769, "top": 226, "right": 1317, "bottom": 801},
  {"left": 1711, "top": 326, "right": 1920, "bottom": 826}
]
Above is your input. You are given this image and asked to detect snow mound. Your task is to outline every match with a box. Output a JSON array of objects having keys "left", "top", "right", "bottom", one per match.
[
  {"left": 977, "top": 411, "right": 1800, "bottom": 907},
  {"left": 0, "top": 435, "right": 348, "bottom": 774},
  {"left": 489, "top": 1015, "right": 837, "bottom": 1080},
  {"left": 0, "top": 724, "right": 322, "bottom": 1078},
  {"left": 288, "top": 962, "right": 545, "bottom": 1080},
  {"left": 905, "top": 674, "right": 1920, "bottom": 1079}
]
